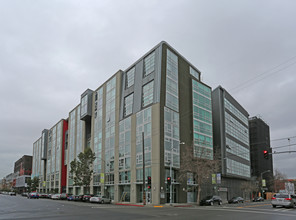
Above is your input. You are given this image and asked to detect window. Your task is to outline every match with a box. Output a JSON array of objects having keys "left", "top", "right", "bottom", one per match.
[
  {"left": 124, "top": 93, "right": 133, "bottom": 116},
  {"left": 143, "top": 51, "right": 155, "bottom": 77},
  {"left": 126, "top": 67, "right": 135, "bottom": 88},
  {"left": 190, "top": 67, "right": 200, "bottom": 80},
  {"left": 142, "top": 81, "right": 154, "bottom": 107},
  {"left": 81, "top": 95, "right": 88, "bottom": 116}
]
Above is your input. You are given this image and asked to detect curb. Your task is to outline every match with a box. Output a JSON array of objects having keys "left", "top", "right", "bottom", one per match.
[{"left": 115, "top": 203, "right": 144, "bottom": 207}]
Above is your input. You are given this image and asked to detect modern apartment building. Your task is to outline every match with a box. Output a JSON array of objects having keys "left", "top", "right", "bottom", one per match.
[
  {"left": 249, "top": 116, "right": 273, "bottom": 190},
  {"left": 212, "top": 86, "right": 251, "bottom": 201},
  {"left": 32, "top": 120, "right": 68, "bottom": 193},
  {"left": 32, "top": 41, "right": 214, "bottom": 204}
]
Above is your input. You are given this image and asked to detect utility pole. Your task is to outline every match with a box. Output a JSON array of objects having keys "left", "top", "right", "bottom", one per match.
[{"left": 142, "top": 132, "right": 146, "bottom": 205}]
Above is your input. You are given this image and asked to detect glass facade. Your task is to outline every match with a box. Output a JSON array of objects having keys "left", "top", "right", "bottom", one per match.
[
  {"left": 93, "top": 88, "right": 103, "bottom": 186},
  {"left": 143, "top": 51, "right": 155, "bottom": 77},
  {"left": 192, "top": 79, "right": 213, "bottom": 160},
  {"left": 226, "top": 158, "right": 250, "bottom": 177},
  {"left": 118, "top": 117, "right": 131, "bottom": 183},
  {"left": 224, "top": 98, "right": 248, "bottom": 126},
  {"left": 136, "top": 107, "right": 152, "bottom": 171},
  {"left": 164, "top": 107, "right": 180, "bottom": 168},
  {"left": 226, "top": 137, "right": 250, "bottom": 161},
  {"left": 105, "top": 77, "right": 116, "bottom": 176},
  {"left": 81, "top": 95, "right": 88, "bottom": 117},
  {"left": 224, "top": 97, "right": 250, "bottom": 178},
  {"left": 166, "top": 49, "right": 179, "bottom": 112},
  {"left": 225, "top": 111, "right": 249, "bottom": 145}
]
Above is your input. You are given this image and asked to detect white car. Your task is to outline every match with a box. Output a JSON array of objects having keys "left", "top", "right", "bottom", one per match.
[
  {"left": 271, "top": 193, "right": 296, "bottom": 208},
  {"left": 90, "top": 195, "right": 111, "bottom": 204},
  {"left": 51, "top": 194, "right": 61, "bottom": 200}
]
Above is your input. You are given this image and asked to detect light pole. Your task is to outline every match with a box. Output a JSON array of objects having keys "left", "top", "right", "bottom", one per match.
[{"left": 260, "top": 170, "right": 271, "bottom": 196}]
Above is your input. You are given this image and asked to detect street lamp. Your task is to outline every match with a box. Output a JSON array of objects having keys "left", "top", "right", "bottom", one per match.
[
  {"left": 169, "top": 141, "right": 185, "bottom": 206},
  {"left": 260, "top": 170, "right": 271, "bottom": 196}
]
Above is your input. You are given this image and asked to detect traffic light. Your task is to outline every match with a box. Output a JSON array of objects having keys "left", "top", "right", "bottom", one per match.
[
  {"left": 263, "top": 150, "right": 268, "bottom": 159},
  {"left": 167, "top": 177, "right": 171, "bottom": 185},
  {"left": 147, "top": 185, "right": 151, "bottom": 189},
  {"left": 147, "top": 176, "right": 151, "bottom": 185}
]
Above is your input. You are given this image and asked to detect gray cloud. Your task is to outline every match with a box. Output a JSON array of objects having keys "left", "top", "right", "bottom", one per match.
[{"left": 0, "top": 0, "right": 295, "bottom": 178}]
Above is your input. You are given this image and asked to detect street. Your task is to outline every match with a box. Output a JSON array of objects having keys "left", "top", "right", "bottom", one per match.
[{"left": 1, "top": 194, "right": 296, "bottom": 220}]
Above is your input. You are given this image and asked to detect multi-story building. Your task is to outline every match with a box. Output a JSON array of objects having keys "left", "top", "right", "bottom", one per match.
[
  {"left": 32, "top": 120, "right": 68, "bottom": 193},
  {"left": 32, "top": 41, "right": 214, "bottom": 204},
  {"left": 212, "top": 86, "right": 251, "bottom": 201},
  {"left": 14, "top": 155, "right": 32, "bottom": 193},
  {"left": 249, "top": 116, "right": 273, "bottom": 191}
]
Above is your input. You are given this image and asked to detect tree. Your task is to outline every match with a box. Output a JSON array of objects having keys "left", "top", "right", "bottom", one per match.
[
  {"left": 70, "top": 147, "right": 96, "bottom": 193},
  {"left": 27, "top": 177, "right": 40, "bottom": 192},
  {"left": 272, "top": 169, "right": 287, "bottom": 193},
  {"left": 179, "top": 146, "right": 219, "bottom": 205}
]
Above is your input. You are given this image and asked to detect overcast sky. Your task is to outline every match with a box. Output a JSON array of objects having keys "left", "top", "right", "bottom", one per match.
[{"left": 1, "top": 0, "right": 295, "bottom": 179}]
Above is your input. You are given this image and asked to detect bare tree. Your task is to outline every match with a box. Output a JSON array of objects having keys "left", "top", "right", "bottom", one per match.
[
  {"left": 272, "top": 169, "right": 287, "bottom": 193},
  {"left": 240, "top": 181, "right": 258, "bottom": 199},
  {"left": 179, "top": 146, "right": 219, "bottom": 205}
]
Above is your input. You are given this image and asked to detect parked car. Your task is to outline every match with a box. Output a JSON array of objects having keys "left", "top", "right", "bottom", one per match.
[
  {"left": 90, "top": 195, "right": 111, "bottom": 204},
  {"left": 253, "top": 197, "right": 264, "bottom": 202},
  {"left": 60, "top": 193, "right": 70, "bottom": 200},
  {"left": 51, "top": 194, "right": 61, "bottom": 200},
  {"left": 28, "top": 192, "right": 39, "bottom": 199},
  {"left": 271, "top": 193, "right": 296, "bottom": 208},
  {"left": 82, "top": 194, "right": 93, "bottom": 202},
  {"left": 9, "top": 192, "right": 16, "bottom": 196},
  {"left": 228, "top": 197, "right": 244, "bottom": 204},
  {"left": 200, "top": 195, "right": 222, "bottom": 206},
  {"left": 67, "top": 195, "right": 75, "bottom": 201},
  {"left": 73, "top": 195, "right": 83, "bottom": 201},
  {"left": 39, "top": 193, "right": 48, "bottom": 198},
  {"left": 22, "top": 192, "right": 28, "bottom": 197}
]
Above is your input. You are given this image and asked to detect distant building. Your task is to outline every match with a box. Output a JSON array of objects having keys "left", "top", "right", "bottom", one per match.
[
  {"left": 249, "top": 116, "right": 273, "bottom": 190},
  {"left": 14, "top": 155, "right": 32, "bottom": 176},
  {"left": 212, "top": 86, "right": 251, "bottom": 201},
  {"left": 13, "top": 155, "right": 33, "bottom": 193}
]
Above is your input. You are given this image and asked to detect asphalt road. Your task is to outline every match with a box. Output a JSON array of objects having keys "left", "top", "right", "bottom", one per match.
[{"left": 1, "top": 195, "right": 296, "bottom": 220}]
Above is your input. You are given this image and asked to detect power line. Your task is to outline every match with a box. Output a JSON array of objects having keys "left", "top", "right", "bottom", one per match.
[
  {"left": 271, "top": 143, "right": 296, "bottom": 149},
  {"left": 271, "top": 136, "right": 296, "bottom": 142},
  {"left": 229, "top": 55, "right": 296, "bottom": 92}
]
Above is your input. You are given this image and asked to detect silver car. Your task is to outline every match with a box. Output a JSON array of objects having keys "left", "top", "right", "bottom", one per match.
[
  {"left": 90, "top": 195, "right": 111, "bottom": 204},
  {"left": 271, "top": 193, "right": 296, "bottom": 208}
]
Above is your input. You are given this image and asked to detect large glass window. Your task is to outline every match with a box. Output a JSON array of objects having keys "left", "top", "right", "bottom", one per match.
[
  {"left": 93, "top": 88, "right": 103, "bottom": 185},
  {"left": 126, "top": 67, "right": 135, "bottom": 88},
  {"left": 124, "top": 93, "right": 133, "bottom": 116},
  {"left": 81, "top": 95, "right": 88, "bottom": 116},
  {"left": 136, "top": 107, "right": 152, "bottom": 169},
  {"left": 224, "top": 98, "right": 248, "bottom": 126},
  {"left": 105, "top": 77, "right": 116, "bottom": 176},
  {"left": 192, "top": 79, "right": 213, "bottom": 160},
  {"left": 143, "top": 51, "right": 155, "bottom": 77},
  {"left": 142, "top": 81, "right": 154, "bottom": 107},
  {"left": 166, "top": 49, "right": 179, "bottom": 112},
  {"left": 225, "top": 112, "right": 249, "bottom": 145},
  {"left": 226, "top": 137, "right": 250, "bottom": 161},
  {"left": 226, "top": 158, "right": 250, "bottom": 178},
  {"left": 164, "top": 107, "right": 180, "bottom": 168}
]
